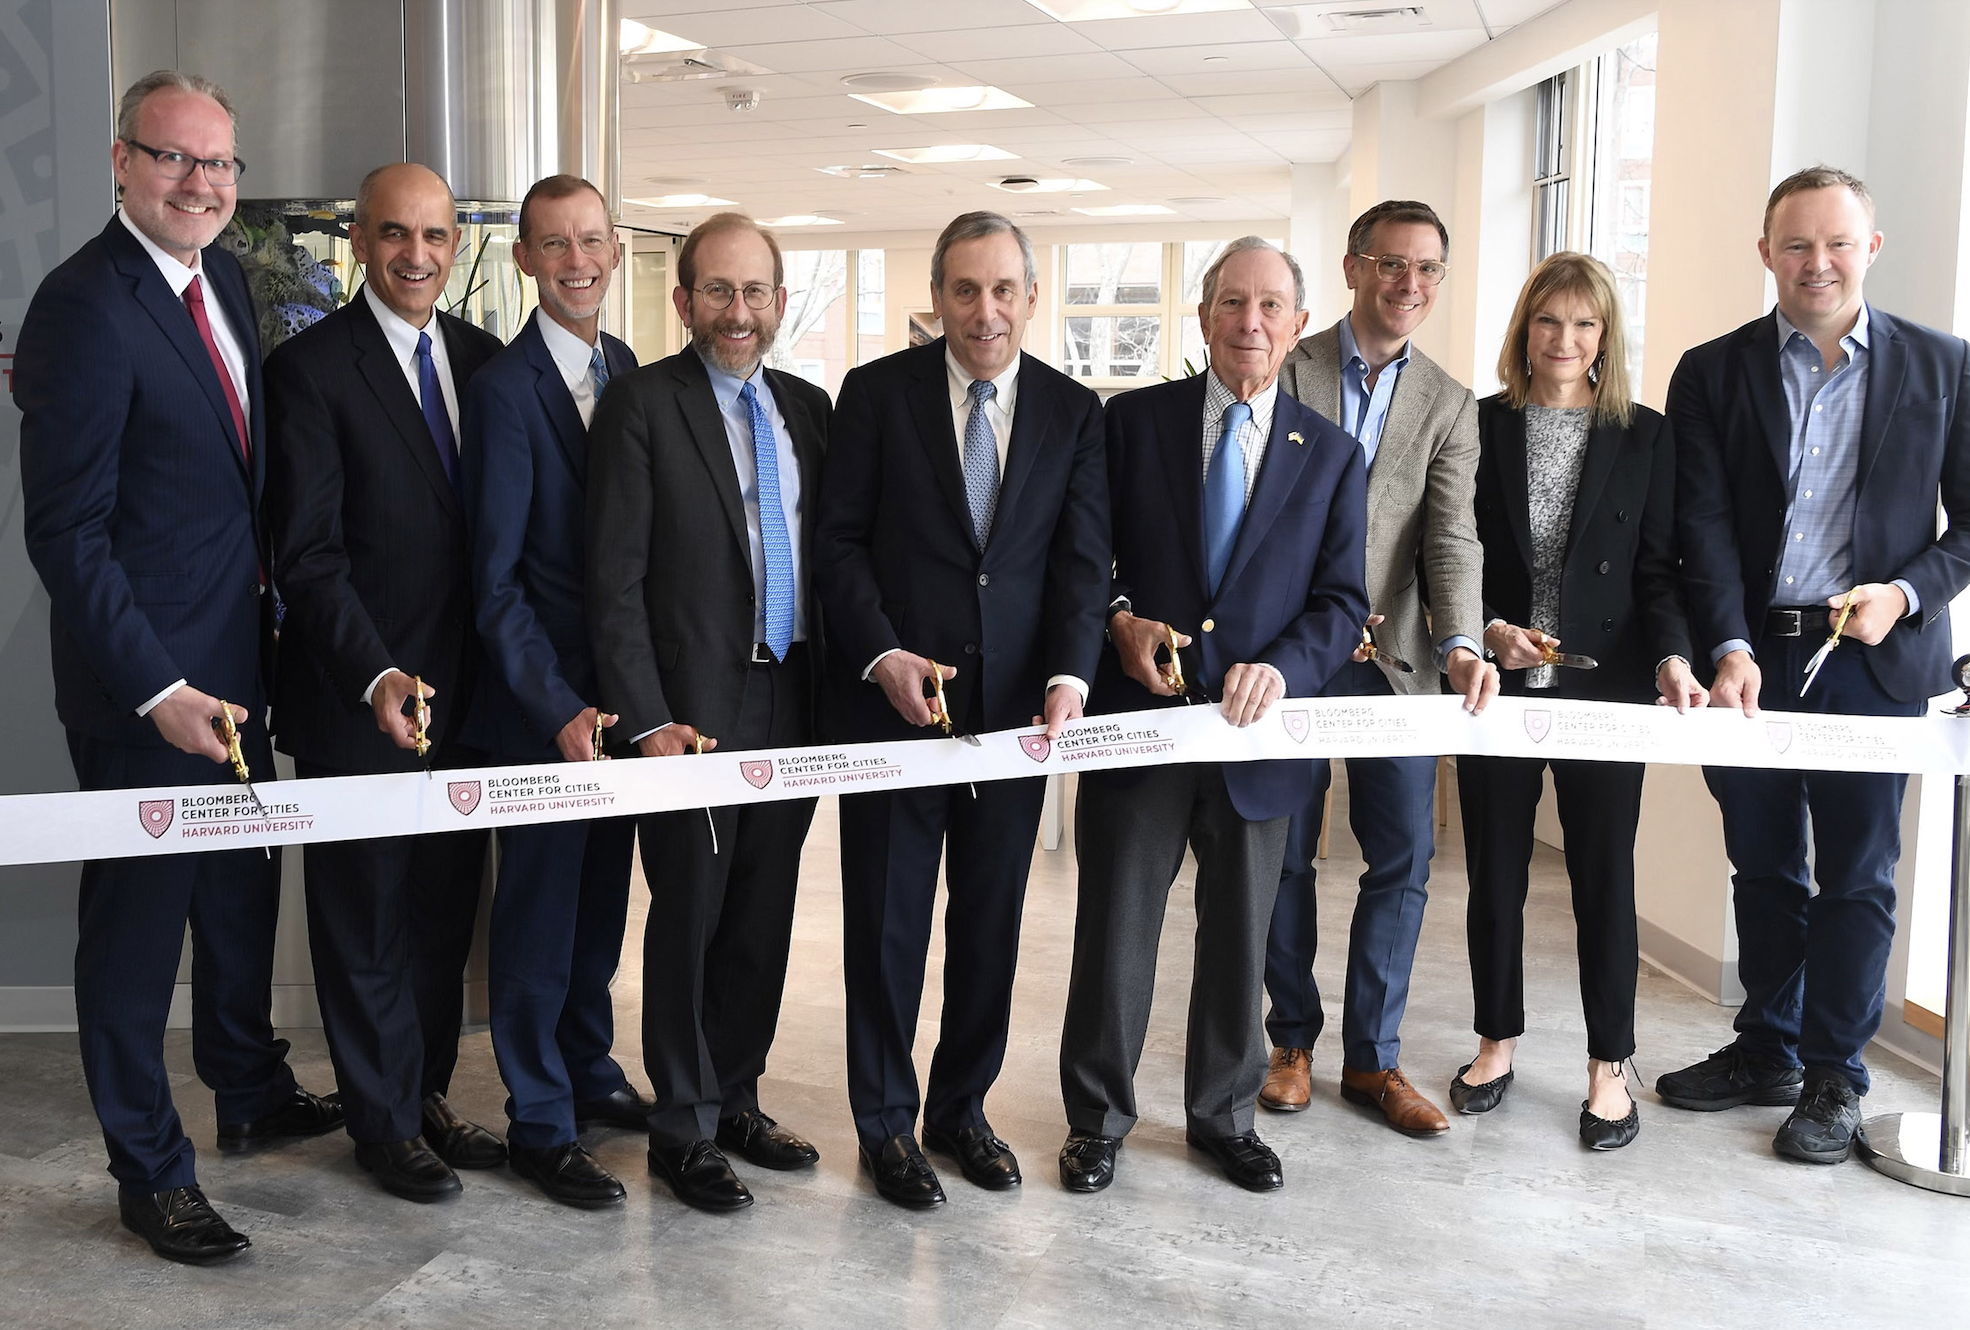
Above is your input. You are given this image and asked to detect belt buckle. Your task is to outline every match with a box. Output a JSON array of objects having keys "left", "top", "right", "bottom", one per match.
[
  {"left": 1774, "top": 609, "right": 1804, "bottom": 637},
  {"left": 750, "top": 642, "right": 773, "bottom": 664}
]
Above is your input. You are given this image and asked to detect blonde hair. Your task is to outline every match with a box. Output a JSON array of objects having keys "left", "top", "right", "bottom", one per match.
[{"left": 1495, "top": 251, "right": 1634, "bottom": 427}]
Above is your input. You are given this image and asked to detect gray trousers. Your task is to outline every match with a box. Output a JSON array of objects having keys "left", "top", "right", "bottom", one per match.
[{"left": 1060, "top": 763, "right": 1290, "bottom": 1139}]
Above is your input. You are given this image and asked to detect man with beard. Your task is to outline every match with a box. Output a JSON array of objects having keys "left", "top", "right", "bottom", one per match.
[
  {"left": 589, "top": 212, "right": 830, "bottom": 1210},
  {"left": 457, "top": 174, "right": 648, "bottom": 1210},
  {"left": 814, "top": 211, "right": 1110, "bottom": 1208},
  {"left": 264, "top": 161, "right": 505, "bottom": 1202}
]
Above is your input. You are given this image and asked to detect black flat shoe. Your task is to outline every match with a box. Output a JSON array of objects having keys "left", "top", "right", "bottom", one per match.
[
  {"left": 1058, "top": 1133, "right": 1122, "bottom": 1194},
  {"left": 922, "top": 1121, "right": 1021, "bottom": 1190},
  {"left": 574, "top": 1085, "right": 654, "bottom": 1133},
  {"left": 118, "top": 1186, "right": 250, "bottom": 1264},
  {"left": 217, "top": 1087, "right": 345, "bottom": 1149},
  {"left": 510, "top": 1142, "right": 627, "bottom": 1209},
  {"left": 648, "top": 1139, "right": 753, "bottom": 1211},
  {"left": 421, "top": 1092, "right": 507, "bottom": 1169},
  {"left": 859, "top": 1134, "right": 946, "bottom": 1209},
  {"left": 1579, "top": 1098, "right": 1641, "bottom": 1150},
  {"left": 354, "top": 1138, "right": 462, "bottom": 1202},
  {"left": 1448, "top": 1064, "right": 1513, "bottom": 1115},
  {"left": 716, "top": 1109, "right": 820, "bottom": 1171},
  {"left": 1185, "top": 1129, "right": 1283, "bottom": 1192}
]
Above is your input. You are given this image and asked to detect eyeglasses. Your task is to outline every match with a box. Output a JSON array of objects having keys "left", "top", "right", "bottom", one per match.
[
  {"left": 1355, "top": 254, "right": 1448, "bottom": 286},
  {"left": 531, "top": 234, "right": 615, "bottom": 259},
  {"left": 693, "top": 281, "right": 778, "bottom": 310},
  {"left": 124, "top": 139, "right": 244, "bottom": 186}
]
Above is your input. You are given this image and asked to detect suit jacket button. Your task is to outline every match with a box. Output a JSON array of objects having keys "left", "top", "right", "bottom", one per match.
[
  {"left": 1616, "top": 510, "right": 1629, "bottom": 523},
  {"left": 964, "top": 643, "right": 977, "bottom": 655},
  {"left": 1602, "top": 617, "right": 1614, "bottom": 632},
  {"left": 977, "top": 573, "right": 989, "bottom": 587},
  {"left": 1597, "top": 560, "right": 1610, "bottom": 574},
  {"left": 1201, "top": 618, "right": 1215, "bottom": 632}
]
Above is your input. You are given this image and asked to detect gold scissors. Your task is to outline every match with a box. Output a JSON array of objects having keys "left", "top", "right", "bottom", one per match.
[
  {"left": 404, "top": 675, "right": 431, "bottom": 765},
  {"left": 592, "top": 712, "right": 608, "bottom": 762},
  {"left": 1162, "top": 624, "right": 1188, "bottom": 696},
  {"left": 1536, "top": 635, "right": 1599, "bottom": 670},
  {"left": 1360, "top": 626, "right": 1415, "bottom": 674},
  {"left": 209, "top": 702, "right": 269, "bottom": 816},
  {"left": 924, "top": 660, "right": 981, "bottom": 745},
  {"left": 1801, "top": 588, "right": 1859, "bottom": 696}
]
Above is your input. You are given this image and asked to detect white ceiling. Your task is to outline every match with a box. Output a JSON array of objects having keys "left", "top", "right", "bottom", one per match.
[{"left": 618, "top": 0, "right": 1567, "bottom": 234}]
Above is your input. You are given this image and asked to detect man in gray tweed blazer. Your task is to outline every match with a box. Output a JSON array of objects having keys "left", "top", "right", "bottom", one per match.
[{"left": 1259, "top": 200, "right": 1497, "bottom": 1136}]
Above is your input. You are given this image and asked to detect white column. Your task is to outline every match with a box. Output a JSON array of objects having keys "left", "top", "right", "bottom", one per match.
[
  {"left": 1444, "top": 90, "right": 1536, "bottom": 394},
  {"left": 1288, "top": 161, "right": 1338, "bottom": 321},
  {"left": 1348, "top": 80, "right": 1460, "bottom": 365}
]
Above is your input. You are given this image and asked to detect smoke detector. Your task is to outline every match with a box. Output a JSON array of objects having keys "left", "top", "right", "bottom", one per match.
[{"left": 725, "top": 87, "right": 761, "bottom": 112}]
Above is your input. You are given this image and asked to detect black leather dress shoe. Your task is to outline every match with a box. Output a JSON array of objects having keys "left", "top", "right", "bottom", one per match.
[
  {"left": 716, "top": 1108, "right": 820, "bottom": 1170},
  {"left": 648, "top": 1139, "right": 754, "bottom": 1211},
  {"left": 510, "top": 1142, "right": 627, "bottom": 1209},
  {"left": 1186, "top": 1129, "right": 1284, "bottom": 1192},
  {"left": 1773, "top": 1070, "right": 1862, "bottom": 1164},
  {"left": 354, "top": 1138, "right": 462, "bottom": 1202},
  {"left": 922, "top": 1121, "right": 1021, "bottom": 1190},
  {"left": 859, "top": 1134, "right": 946, "bottom": 1209},
  {"left": 1655, "top": 1042, "right": 1803, "bottom": 1111},
  {"left": 574, "top": 1084, "right": 654, "bottom": 1133},
  {"left": 421, "top": 1092, "right": 507, "bottom": 1169},
  {"left": 1447, "top": 1064, "right": 1513, "bottom": 1115},
  {"left": 1058, "top": 1133, "right": 1122, "bottom": 1194},
  {"left": 217, "top": 1087, "right": 345, "bottom": 1150},
  {"left": 118, "top": 1186, "right": 250, "bottom": 1264}
]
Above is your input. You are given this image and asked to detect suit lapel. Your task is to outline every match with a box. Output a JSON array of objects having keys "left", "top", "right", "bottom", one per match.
[
  {"left": 909, "top": 340, "right": 974, "bottom": 535},
  {"left": 348, "top": 290, "right": 460, "bottom": 519},
  {"left": 1218, "top": 398, "right": 1313, "bottom": 595},
  {"left": 676, "top": 347, "right": 751, "bottom": 560},
  {"left": 518, "top": 320, "right": 589, "bottom": 482},
  {"left": 1743, "top": 314, "right": 1791, "bottom": 485},
  {"left": 1159, "top": 375, "right": 1209, "bottom": 595},
  {"left": 1858, "top": 308, "right": 1902, "bottom": 494},
  {"left": 989, "top": 353, "right": 1052, "bottom": 554},
  {"left": 1369, "top": 352, "right": 1430, "bottom": 492},
  {"left": 1564, "top": 417, "right": 1622, "bottom": 559},
  {"left": 1498, "top": 406, "right": 1535, "bottom": 571}
]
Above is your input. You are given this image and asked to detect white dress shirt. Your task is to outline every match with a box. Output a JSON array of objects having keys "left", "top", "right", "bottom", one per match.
[
  {"left": 534, "top": 307, "right": 605, "bottom": 429},
  {"left": 120, "top": 208, "right": 252, "bottom": 718}
]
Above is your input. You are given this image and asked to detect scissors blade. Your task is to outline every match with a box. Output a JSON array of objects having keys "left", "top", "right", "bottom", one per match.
[
  {"left": 1800, "top": 639, "right": 1836, "bottom": 695},
  {"left": 951, "top": 732, "right": 983, "bottom": 747},
  {"left": 1363, "top": 632, "right": 1415, "bottom": 674},
  {"left": 1548, "top": 652, "right": 1599, "bottom": 670}
]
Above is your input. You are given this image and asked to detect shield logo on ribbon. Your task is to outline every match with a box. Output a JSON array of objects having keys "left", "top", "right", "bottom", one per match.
[
  {"left": 1524, "top": 710, "right": 1553, "bottom": 744},
  {"left": 138, "top": 799, "right": 175, "bottom": 839},
  {"left": 448, "top": 781, "right": 482, "bottom": 816},
  {"left": 1282, "top": 710, "right": 1310, "bottom": 744},
  {"left": 1019, "top": 734, "right": 1051, "bottom": 763},
  {"left": 742, "top": 760, "right": 774, "bottom": 789},
  {"left": 1767, "top": 722, "right": 1794, "bottom": 754}
]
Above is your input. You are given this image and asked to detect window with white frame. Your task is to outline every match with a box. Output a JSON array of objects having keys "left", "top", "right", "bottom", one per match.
[
  {"left": 1058, "top": 237, "right": 1280, "bottom": 390},
  {"left": 1585, "top": 31, "right": 1659, "bottom": 381}
]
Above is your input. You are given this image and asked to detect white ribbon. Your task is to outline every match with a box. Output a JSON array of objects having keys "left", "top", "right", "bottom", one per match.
[{"left": 4, "top": 695, "right": 1967, "bottom": 868}]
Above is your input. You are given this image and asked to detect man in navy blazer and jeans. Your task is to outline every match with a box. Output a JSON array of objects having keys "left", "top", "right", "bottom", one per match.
[
  {"left": 17, "top": 70, "right": 339, "bottom": 1263},
  {"left": 458, "top": 174, "right": 648, "bottom": 1209},
  {"left": 1662, "top": 166, "right": 1970, "bottom": 1164},
  {"left": 1057, "top": 237, "right": 1368, "bottom": 1195}
]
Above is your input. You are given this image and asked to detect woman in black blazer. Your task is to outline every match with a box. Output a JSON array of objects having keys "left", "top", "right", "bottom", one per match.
[{"left": 1449, "top": 253, "right": 1706, "bottom": 1149}]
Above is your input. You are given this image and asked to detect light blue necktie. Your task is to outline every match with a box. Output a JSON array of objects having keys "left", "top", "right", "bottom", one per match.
[
  {"left": 1203, "top": 400, "right": 1251, "bottom": 595},
  {"left": 588, "top": 344, "right": 610, "bottom": 396},
  {"left": 740, "top": 381, "right": 795, "bottom": 661},
  {"left": 962, "top": 377, "right": 1000, "bottom": 549},
  {"left": 415, "top": 331, "right": 458, "bottom": 492}
]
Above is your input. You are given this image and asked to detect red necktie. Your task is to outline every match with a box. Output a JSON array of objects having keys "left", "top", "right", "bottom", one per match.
[{"left": 183, "top": 275, "right": 249, "bottom": 464}]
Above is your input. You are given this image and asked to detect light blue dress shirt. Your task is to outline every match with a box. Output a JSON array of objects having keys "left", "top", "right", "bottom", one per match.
[{"left": 703, "top": 358, "right": 807, "bottom": 645}]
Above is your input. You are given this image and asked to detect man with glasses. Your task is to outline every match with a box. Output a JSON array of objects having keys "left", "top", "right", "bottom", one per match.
[
  {"left": 455, "top": 174, "right": 647, "bottom": 1209},
  {"left": 17, "top": 69, "right": 339, "bottom": 1263},
  {"left": 1259, "top": 199, "right": 1496, "bottom": 1136},
  {"left": 589, "top": 212, "right": 830, "bottom": 1211}
]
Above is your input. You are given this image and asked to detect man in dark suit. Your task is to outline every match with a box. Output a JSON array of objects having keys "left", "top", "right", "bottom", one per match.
[
  {"left": 1057, "top": 238, "right": 1368, "bottom": 1195},
  {"left": 457, "top": 174, "right": 648, "bottom": 1210},
  {"left": 264, "top": 161, "right": 505, "bottom": 1201},
  {"left": 589, "top": 212, "right": 830, "bottom": 1211},
  {"left": 814, "top": 211, "right": 1110, "bottom": 1208},
  {"left": 16, "top": 70, "right": 339, "bottom": 1263},
  {"left": 1662, "top": 166, "right": 1970, "bottom": 1164}
]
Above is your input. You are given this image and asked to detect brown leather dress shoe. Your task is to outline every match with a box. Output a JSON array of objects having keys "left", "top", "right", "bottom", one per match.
[
  {"left": 1258, "top": 1047, "right": 1312, "bottom": 1112},
  {"left": 1340, "top": 1065, "right": 1449, "bottom": 1136}
]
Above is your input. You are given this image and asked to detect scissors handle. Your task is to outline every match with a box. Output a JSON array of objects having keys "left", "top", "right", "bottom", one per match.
[{"left": 926, "top": 659, "right": 953, "bottom": 736}]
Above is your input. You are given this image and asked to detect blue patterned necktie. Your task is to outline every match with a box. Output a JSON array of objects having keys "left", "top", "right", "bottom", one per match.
[
  {"left": 1203, "top": 399, "right": 1251, "bottom": 595},
  {"left": 588, "top": 344, "right": 610, "bottom": 396},
  {"left": 962, "top": 377, "right": 1000, "bottom": 549},
  {"left": 415, "top": 330, "right": 457, "bottom": 491},
  {"left": 740, "top": 381, "right": 795, "bottom": 661}
]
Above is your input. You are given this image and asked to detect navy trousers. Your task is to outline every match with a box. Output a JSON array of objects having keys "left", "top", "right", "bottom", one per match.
[
  {"left": 1264, "top": 659, "right": 1437, "bottom": 1069},
  {"left": 487, "top": 811, "right": 636, "bottom": 1149},
  {"left": 69, "top": 722, "right": 296, "bottom": 1192},
  {"left": 1705, "top": 631, "right": 1921, "bottom": 1094}
]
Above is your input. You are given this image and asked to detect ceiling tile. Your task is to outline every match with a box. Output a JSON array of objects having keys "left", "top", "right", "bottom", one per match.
[
  {"left": 634, "top": 6, "right": 864, "bottom": 45},
  {"left": 894, "top": 24, "right": 1104, "bottom": 63},
  {"left": 717, "top": 35, "right": 940, "bottom": 74},
  {"left": 1120, "top": 40, "right": 1317, "bottom": 77},
  {"left": 947, "top": 51, "right": 1144, "bottom": 84},
  {"left": 810, "top": 0, "right": 1058, "bottom": 34},
  {"left": 1068, "top": 9, "right": 1289, "bottom": 49}
]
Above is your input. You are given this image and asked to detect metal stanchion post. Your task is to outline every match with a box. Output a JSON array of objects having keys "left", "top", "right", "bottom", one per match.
[{"left": 1856, "top": 661, "right": 1970, "bottom": 1195}]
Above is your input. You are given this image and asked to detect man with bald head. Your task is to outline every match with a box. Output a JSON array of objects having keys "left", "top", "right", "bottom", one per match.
[{"left": 264, "top": 160, "right": 504, "bottom": 1202}]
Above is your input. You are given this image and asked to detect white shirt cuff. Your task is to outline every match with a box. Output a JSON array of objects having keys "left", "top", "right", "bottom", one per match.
[
  {"left": 135, "top": 679, "right": 187, "bottom": 717},
  {"left": 361, "top": 669, "right": 395, "bottom": 706},
  {"left": 1045, "top": 675, "right": 1089, "bottom": 705},
  {"left": 863, "top": 648, "right": 902, "bottom": 681}
]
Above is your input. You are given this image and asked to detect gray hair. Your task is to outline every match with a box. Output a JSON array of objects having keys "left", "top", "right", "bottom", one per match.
[
  {"left": 117, "top": 69, "right": 237, "bottom": 145},
  {"left": 1200, "top": 236, "right": 1306, "bottom": 312},
  {"left": 931, "top": 211, "right": 1036, "bottom": 293}
]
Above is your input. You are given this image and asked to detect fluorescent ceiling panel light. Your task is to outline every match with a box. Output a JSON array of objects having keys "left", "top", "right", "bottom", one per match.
[
  {"left": 757, "top": 215, "right": 844, "bottom": 227},
  {"left": 849, "top": 86, "right": 1034, "bottom": 114},
  {"left": 1021, "top": 0, "right": 1250, "bottom": 20},
  {"left": 623, "top": 194, "right": 735, "bottom": 208},
  {"left": 1072, "top": 203, "right": 1177, "bottom": 216},
  {"left": 815, "top": 164, "right": 909, "bottom": 178},
  {"left": 988, "top": 177, "right": 1109, "bottom": 193},
  {"left": 619, "top": 19, "right": 706, "bottom": 56},
  {"left": 872, "top": 144, "right": 1019, "bottom": 164}
]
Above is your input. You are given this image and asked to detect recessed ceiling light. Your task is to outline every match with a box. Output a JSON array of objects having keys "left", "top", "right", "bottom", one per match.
[
  {"left": 1166, "top": 196, "right": 1225, "bottom": 205},
  {"left": 757, "top": 215, "right": 844, "bottom": 227},
  {"left": 815, "top": 164, "right": 910, "bottom": 178},
  {"left": 619, "top": 19, "right": 708, "bottom": 56},
  {"left": 1072, "top": 203, "right": 1177, "bottom": 216},
  {"left": 840, "top": 72, "right": 940, "bottom": 92},
  {"left": 850, "top": 86, "right": 1034, "bottom": 114},
  {"left": 873, "top": 144, "right": 1019, "bottom": 164},
  {"left": 1061, "top": 155, "right": 1135, "bottom": 168},
  {"left": 1020, "top": 0, "right": 1250, "bottom": 19},
  {"left": 623, "top": 193, "right": 736, "bottom": 209},
  {"left": 989, "top": 176, "right": 1109, "bottom": 193}
]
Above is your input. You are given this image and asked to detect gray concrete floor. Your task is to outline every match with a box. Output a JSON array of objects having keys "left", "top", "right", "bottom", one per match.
[{"left": 3, "top": 768, "right": 1969, "bottom": 1329}]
